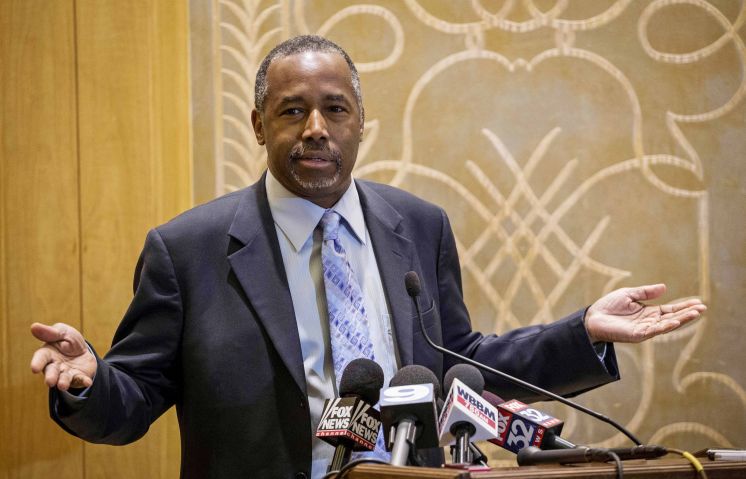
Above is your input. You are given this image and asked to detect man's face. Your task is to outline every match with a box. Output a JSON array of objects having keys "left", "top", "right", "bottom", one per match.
[{"left": 252, "top": 51, "right": 363, "bottom": 208}]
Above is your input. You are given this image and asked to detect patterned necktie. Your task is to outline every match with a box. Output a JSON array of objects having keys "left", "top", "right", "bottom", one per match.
[
  {"left": 320, "top": 209, "right": 390, "bottom": 461},
  {"left": 320, "top": 209, "right": 375, "bottom": 384}
]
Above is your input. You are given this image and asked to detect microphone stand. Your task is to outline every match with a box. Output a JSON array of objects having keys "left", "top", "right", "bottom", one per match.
[
  {"left": 329, "top": 446, "right": 352, "bottom": 472},
  {"left": 408, "top": 281, "right": 643, "bottom": 446}
]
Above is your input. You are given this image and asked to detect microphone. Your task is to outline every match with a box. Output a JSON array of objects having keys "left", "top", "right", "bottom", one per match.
[
  {"left": 517, "top": 445, "right": 612, "bottom": 465},
  {"left": 380, "top": 365, "right": 440, "bottom": 466},
  {"left": 438, "top": 364, "right": 498, "bottom": 464},
  {"left": 519, "top": 440, "right": 667, "bottom": 462},
  {"left": 316, "top": 358, "right": 384, "bottom": 471},
  {"left": 483, "top": 389, "right": 570, "bottom": 453},
  {"left": 438, "top": 395, "right": 489, "bottom": 467},
  {"left": 403, "top": 270, "right": 644, "bottom": 447},
  {"left": 492, "top": 398, "right": 566, "bottom": 453},
  {"left": 516, "top": 444, "right": 668, "bottom": 465},
  {"left": 480, "top": 393, "right": 668, "bottom": 462}
]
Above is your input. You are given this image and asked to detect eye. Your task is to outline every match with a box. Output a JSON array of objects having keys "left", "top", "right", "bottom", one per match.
[
  {"left": 328, "top": 105, "right": 347, "bottom": 114},
  {"left": 281, "top": 107, "right": 303, "bottom": 116}
]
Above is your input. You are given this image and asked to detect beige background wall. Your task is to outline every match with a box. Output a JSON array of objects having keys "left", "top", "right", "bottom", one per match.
[
  {"left": 1, "top": 0, "right": 744, "bottom": 477},
  {"left": 192, "top": 0, "right": 746, "bottom": 462}
]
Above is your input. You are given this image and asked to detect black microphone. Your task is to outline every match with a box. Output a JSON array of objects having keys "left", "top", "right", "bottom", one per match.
[
  {"left": 482, "top": 392, "right": 566, "bottom": 453},
  {"left": 517, "top": 445, "right": 612, "bottom": 465},
  {"left": 403, "top": 270, "right": 644, "bottom": 447},
  {"left": 517, "top": 444, "right": 668, "bottom": 465},
  {"left": 480, "top": 392, "right": 668, "bottom": 462},
  {"left": 316, "top": 358, "right": 384, "bottom": 472},
  {"left": 436, "top": 396, "right": 489, "bottom": 467},
  {"left": 480, "top": 390, "right": 668, "bottom": 461},
  {"left": 380, "top": 365, "right": 440, "bottom": 466},
  {"left": 440, "top": 364, "right": 488, "bottom": 465}
]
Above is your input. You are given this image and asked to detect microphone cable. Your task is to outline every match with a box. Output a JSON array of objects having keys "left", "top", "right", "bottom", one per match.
[
  {"left": 667, "top": 448, "right": 708, "bottom": 479},
  {"left": 404, "top": 270, "right": 643, "bottom": 446},
  {"left": 607, "top": 450, "right": 623, "bottom": 479},
  {"left": 321, "top": 458, "right": 389, "bottom": 479}
]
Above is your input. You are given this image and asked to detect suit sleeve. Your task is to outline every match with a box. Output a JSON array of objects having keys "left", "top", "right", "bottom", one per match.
[
  {"left": 433, "top": 209, "right": 620, "bottom": 403},
  {"left": 50, "top": 228, "right": 182, "bottom": 444}
]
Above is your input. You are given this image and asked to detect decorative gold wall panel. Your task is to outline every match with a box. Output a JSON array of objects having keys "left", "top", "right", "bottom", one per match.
[{"left": 191, "top": 0, "right": 746, "bottom": 458}]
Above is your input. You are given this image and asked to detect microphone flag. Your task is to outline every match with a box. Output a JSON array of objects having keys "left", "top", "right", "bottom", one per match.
[
  {"left": 438, "top": 378, "right": 498, "bottom": 446},
  {"left": 379, "top": 382, "right": 439, "bottom": 450},
  {"left": 316, "top": 397, "right": 381, "bottom": 451},
  {"left": 490, "top": 399, "right": 564, "bottom": 453}
]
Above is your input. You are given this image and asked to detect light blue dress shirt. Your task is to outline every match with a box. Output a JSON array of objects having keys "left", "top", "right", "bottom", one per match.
[{"left": 265, "top": 170, "right": 398, "bottom": 478}]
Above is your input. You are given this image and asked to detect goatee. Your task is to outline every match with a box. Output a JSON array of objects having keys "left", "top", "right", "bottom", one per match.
[{"left": 288, "top": 143, "right": 343, "bottom": 190}]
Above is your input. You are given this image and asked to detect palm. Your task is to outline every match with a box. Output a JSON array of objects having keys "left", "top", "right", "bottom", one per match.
[{"left": 585, "top": 284, "right": 705, "bottom": 343}]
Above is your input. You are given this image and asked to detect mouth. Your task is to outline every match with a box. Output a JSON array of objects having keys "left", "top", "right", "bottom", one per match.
[
  {"left": 287, "top": 145, "right": 344, "bottom": 190},
  {"left": 298, "top": 155, "right": 331, "bottom": 162},
  {"left": 290, "top": 144, "right": 341, "bottom": 166}
]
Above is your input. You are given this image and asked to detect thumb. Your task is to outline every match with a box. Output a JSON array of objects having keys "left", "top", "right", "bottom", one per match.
[
  {"left": 627, "top": 283, "right": 666, "bottom": 302},
  {"left": 30, "top": 322, "right": 67, "bottom": 343}
]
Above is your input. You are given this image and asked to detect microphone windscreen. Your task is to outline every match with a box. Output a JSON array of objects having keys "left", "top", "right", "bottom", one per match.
[
  {"left": 481, "top": 390, "right": 505, "bottom": 407},
  {"left": 404, "top": 271, "right": 421, "bottom": 297},
  {"left": 389, "top": 364, "right": 441, "bottom": 399},
  {"left": 339, "top": 358, "right": 384, "bottom": 405},
  {"left": 444, "top": 364, "right": 484, "bottom": 395}
]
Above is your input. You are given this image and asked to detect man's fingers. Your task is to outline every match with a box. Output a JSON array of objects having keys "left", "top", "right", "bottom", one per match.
[
  {"left": 660, "top": 299, "right": 706, "bottom": 314},
  {"left": 30, "top": 348, "right": 53, "bottom": 374},
  {"left": 69, "top": 369, "right": 93, "bottom": 389},
  {"left": 30, "top": 322, "right": 66, "bottom": 343},
  {"left": 43, "top": 362, "right": 61, "bottom": 388},
  {"left": 650, "top": 319, "right": 682, "bottom": 337},
  {"left": 663, "top": 306, "right": 704, "bottom": 325},
  {"left": 628, "top": 284, "right": 666, "bottom": 302},
  {"left": 56, "top": 368, "right": 73, "bottom": 391}
]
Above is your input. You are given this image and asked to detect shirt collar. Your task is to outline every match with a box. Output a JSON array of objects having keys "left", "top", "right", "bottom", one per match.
[{"left": 265, "top": 170, "right": 367, "bottom": 252}]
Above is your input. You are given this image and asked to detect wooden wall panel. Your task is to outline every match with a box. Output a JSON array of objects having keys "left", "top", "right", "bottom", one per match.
[
  {"left": 1, "top": 0, "right": 190, "bottom": 477},
  {"left": 75, "top": 0, "right": 189, "bottom": 477},
  {"left": 0, "top": 1, "right": 84, "bottom": 478}
]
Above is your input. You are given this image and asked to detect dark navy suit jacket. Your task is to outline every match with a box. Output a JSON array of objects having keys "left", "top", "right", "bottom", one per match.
[{"left": 51, "top": 175, "right": 619, "bottom": 478}]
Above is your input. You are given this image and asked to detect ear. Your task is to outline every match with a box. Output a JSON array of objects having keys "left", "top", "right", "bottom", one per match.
[
  {"left": 359, "top": 107, "right": 365, "bottom": 142},
  {"left": 251, "top": 109, "right": 265, "bottom": 145}
]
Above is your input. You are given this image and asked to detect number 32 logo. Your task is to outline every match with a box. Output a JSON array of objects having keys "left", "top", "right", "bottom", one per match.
[{"left": 506, "top": 418, "right": 535, "bottom": 449}]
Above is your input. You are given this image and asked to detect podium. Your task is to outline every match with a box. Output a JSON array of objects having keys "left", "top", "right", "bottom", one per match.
[{"left": 345, "top": 460, "right": 746, "bottom": 478}]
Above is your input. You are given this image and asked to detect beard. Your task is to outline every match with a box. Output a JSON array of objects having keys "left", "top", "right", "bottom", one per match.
[{"left": 288, "top": 143, "right": 343, "bottom": 190}]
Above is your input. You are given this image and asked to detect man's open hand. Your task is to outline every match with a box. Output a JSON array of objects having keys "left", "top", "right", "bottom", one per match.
[
  {"left": 585, "top": 284, "right": 706, "bottom": 344},
  {"left": 30, "top": 322, "right": 97, "bottom": 391}
]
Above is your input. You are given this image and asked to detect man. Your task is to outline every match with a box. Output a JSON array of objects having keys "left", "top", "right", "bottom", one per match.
[{"left": 30, "top": 36, "right": 705, "bottom": 479}]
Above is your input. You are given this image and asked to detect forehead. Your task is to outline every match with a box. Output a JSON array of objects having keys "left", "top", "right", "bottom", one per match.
[{"left": 265, "top": 51, "right": 355, "bottom": 101}]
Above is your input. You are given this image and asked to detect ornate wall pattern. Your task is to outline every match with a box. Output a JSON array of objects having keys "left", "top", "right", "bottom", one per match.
[{"left": 190, "top": 0, "right": 746, "bottom": 459}]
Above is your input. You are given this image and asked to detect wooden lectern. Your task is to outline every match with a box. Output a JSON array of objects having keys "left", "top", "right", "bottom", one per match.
[{"left": 345, "top": 459, "right": 746, "bottom": 478}]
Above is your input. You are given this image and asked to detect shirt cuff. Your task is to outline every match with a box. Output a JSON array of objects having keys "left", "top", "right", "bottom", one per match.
[{"left": 594, "top": 341, "right": 608, "bottom": 361}]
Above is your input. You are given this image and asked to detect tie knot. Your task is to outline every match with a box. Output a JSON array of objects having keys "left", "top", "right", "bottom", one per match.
[{"left": 320, "top": 209, "right": 341, "bottom": 241}]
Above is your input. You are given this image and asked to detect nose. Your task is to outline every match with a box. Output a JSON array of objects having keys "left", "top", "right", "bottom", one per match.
[{"left": 302, "top": 109, "right": 328, "bottom": 142}]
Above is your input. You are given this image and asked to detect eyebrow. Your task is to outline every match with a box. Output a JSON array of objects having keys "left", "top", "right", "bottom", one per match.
[
  {"left": 324, "top": 94, "right": 350, "bottom": 103},
  {"left": 278, "top": 95, "right": 303, "bottom": 106},
  {"left": 277, "top": 94, "right": 352, "bottom": 105}
]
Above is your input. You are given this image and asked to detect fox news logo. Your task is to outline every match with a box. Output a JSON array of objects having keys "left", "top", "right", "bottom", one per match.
[{"left": 316, "top": 398, "right": 381, "bottom": 449}]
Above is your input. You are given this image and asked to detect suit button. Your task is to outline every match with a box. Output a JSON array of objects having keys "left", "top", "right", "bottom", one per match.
[{"left": 295, "top": 473, "right": 307, "bottom": 479}]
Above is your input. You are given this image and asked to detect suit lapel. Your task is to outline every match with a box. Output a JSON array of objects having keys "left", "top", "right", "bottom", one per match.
[
  {"left": 357, "top": 182, "right": 417, "bottom": 367},
  {"left": 226, "top": 177, "right": 307, "bottom": 394}
]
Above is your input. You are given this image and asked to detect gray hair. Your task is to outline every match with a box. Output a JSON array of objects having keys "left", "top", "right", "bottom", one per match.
[{"left": 254, "top": 35, "right": 363, "bottom": 121}]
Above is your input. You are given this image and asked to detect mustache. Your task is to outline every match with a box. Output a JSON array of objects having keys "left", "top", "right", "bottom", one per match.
[{"left": 289, "top": 143, "right": 342, "bottom": 164}]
